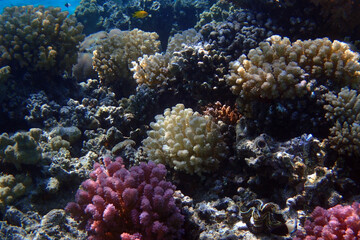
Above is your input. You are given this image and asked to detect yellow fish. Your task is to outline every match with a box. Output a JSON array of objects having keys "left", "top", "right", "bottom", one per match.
[{"left": 132, "top": 10, "right": 150, "bottom": 19}]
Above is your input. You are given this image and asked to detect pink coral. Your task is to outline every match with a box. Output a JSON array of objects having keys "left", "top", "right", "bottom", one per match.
[
  {"left": 65, "top": 156, "right": 184, "bottom": 240},
  {"left": 295, "top": 202, "right": 360, "bottom": 239}
]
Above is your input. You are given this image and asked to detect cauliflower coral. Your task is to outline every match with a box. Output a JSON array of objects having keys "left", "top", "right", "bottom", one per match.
[
  {"left": 142, "top": 104, "right": 228, "bottom": 175},
  {"left": 295, "top": 202, "right": 360, "bottom": 239}
]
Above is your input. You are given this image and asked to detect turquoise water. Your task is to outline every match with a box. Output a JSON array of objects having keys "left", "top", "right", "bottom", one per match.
[{"left": 0, "top": 0, "right": 80, "bottom": 14}]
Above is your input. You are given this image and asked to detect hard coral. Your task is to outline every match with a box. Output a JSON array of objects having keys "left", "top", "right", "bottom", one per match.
[
  {"left": 142, "top": 104, "right": 228, "bottom": 175},
  {"left": 202, "top": 101, "right": 241, "bottom": 125},
  {"left": 0, "top": 5, "right": 84, "bottom": 76},
  {"left": 324, "top": 87, "right": 360, "bottom": 157},
  {"left": 295, "top": 202, "right": 360, "bottom": 240},
  {"left": 226, "top": 35, "right": 360, "bottom": 100},
  {"left": 92, "top": 28, "right": 160, "bottom": 96},
  {"left": 65, "top": 156, "right": 184, "bottom": 240}
]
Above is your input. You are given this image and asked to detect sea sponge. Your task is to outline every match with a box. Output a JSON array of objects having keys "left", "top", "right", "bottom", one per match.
[
  {"left": 142, "top": 104, "right": 228, "bottom": 175},
  {"left": 0, "top": 173, "right": 32, "bottom": 208},
  {"left": 0, "top": 5, "right": 84, "bottom": 76},
  {"left": 225, "top": 35, "right": 360, "bottom": 100},
  {"left": 324, "top": 87, "right": 360, "bottom": 157},
  {"left": 92, "top": 28, "right": 160, "bottom": 93}
]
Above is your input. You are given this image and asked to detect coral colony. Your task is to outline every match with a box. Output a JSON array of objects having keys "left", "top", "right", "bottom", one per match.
[
  {"left": 294, "top": 202, "right": 360, "bottom": 239},
  {"left": 65, "top": 156, "right": 184, "bottom": 240}
]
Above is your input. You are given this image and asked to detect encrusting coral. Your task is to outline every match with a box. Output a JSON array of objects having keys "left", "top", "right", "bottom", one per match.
[
  {"left": 65, "top": 156, "right": 184, "bottom": 240},
  {"left": 0, "top": 173, "right": 32, "bottom": 208},
  {"left": 225, "top": 35, "right": 360, "bottom": 100},
  {"left": 324, "top": 87, "right": 360, "bottom": 157},
  {"left": 0, "top": 5, "right": 84, "bottom": 76},
  {"left": 0, "top": 129, "right": 43, "bottom": 170},
  {"left": 142, "top": 104, "right": 228, "bottom": 175}
]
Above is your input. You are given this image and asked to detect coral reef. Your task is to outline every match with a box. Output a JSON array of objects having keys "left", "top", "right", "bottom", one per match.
[
  {"left": 65, "top": 156, "right": 184, "bottom": 240},
  {"left": 0, "top": 5, "right": 84, "bottom": 77},
  {"left": 294, "top": 202, "right": 360, "bottom": 239},
  {"left": 142, "top": 104, "right": 228, "bottom": 175}
]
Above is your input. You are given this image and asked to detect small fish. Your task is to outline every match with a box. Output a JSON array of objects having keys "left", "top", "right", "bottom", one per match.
[
  {"left": 132, "top": 10, "right": 151, "bottom": 19},
  {"left": 65, "top": 3, "right": 71, "bottom": 8}
]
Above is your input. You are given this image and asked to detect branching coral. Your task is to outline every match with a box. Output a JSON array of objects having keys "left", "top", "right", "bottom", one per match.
[
  {"left": 294, "top": 202, "right": 360, "bottom": 239},
  {"left": 202, "top": 101, "right": 240, "bottom": 125},
  {"left": 65, "top": 156, "right": 184, "bottom": 240},
  {"left": 142, "top": 104, "right": 228, "bottom": 175},
  {"left": 225, "top": 35, "right": 360, "bottom": 100},
  {"left": 0, "top": 5, "right": 84, "bottom": 76},
  {"left": 324, "top": 87, "right": 360, "bottom": 157}
]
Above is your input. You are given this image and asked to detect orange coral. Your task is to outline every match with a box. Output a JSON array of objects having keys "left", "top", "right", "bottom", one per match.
[{"left": 202, "top": 101, "right": 241, "bottom": 125}]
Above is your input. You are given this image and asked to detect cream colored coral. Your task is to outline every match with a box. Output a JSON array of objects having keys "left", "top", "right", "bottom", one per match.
[
  {"left": 92, "top": 28, "right": 160, "bottom": 86},
  {"left": 130, "top": 29, "right": 200, "bottom": 88},
  {"left": 226, "top": 35, "right": 360, "bottom": 100},
  {"left": 142, "top": 104, "right": 228, "bottom": 175},
  {"left": 166, "top": 28, "right": 201, "bottom": 55},
  {"left": 324, "top": 88, "right": 360, "bottom": 156},
  {"left": 0, "top": 173, "right": 32, "bottom": 207},
  {"left": 131, "top": 53, "right": 172, "bottom": 87}
]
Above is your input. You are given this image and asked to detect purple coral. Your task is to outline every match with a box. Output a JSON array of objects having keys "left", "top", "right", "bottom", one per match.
[
  {"left": 295, "top": 202, "right": 360, "bottom": 240},
  {"left": 65, "top": 156, "right": 184, "bottom": 240}
]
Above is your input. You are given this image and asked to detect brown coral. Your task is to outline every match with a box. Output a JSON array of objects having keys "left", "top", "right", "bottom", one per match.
[
  {"left": 0, "top": 5, "right": 84, "bottom": 76},
  {"left": 202, "top": 101, "right": 241, "bottom": 125}
]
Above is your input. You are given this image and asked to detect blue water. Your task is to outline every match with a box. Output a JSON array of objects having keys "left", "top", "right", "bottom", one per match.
[{"left": 0, "top": 0, "right": 80, "bottom": 14}]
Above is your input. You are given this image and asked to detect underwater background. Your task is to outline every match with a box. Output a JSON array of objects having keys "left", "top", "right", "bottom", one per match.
[
  {"left": 0, "top": 0, "right": 79, "bottom": 14},
  {"left": 1, "top": 0, "right": 360, "bottom": 239}
]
